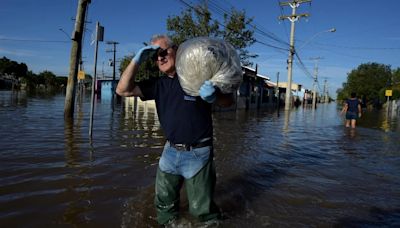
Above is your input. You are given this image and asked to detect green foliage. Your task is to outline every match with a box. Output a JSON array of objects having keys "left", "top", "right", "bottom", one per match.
[
  {"left": 0, "top": 56, "right": 28, "bottom": 78},
  {"left": 21, "top": 71, "right": 37, "bottom": 90},
  {"left": 221, "top": 8, "right": 257, "bottom": 66},
  {"left": 392, "top": 68, "right": 400, "bottom": 100},
  {"left": 166, "top": 4, "right": 256, "bottom": 66},
  {"left": 167, "top": 6, "right": 219, "bottom": 45},
  {"left": 119, "top": 54, "right": 160, "bottom": 82},
  {"left": 337, "top": 62, "right": 398, "bottom": 103},
  {"left": 119, "top": 55, "right": 133, "bottom": 76},
  {"left": 56, "top": 76, "right": 68, "bottom": 87},
  {"left": 119, "top": 4, "right": 257, "bottom": 81},
  {"left": 38, "top": 70, "right": 57, "bottom": 87},
  {"left": 0, "top": 56, "right": 67, "bottom": 90},
  {"left": 136, "top": 59, "right": 160, "bottom": 82}
]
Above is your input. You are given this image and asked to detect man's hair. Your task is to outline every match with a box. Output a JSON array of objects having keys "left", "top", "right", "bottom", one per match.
[
  {"left": 351, "top": 92, "right": 356, "bottom": 98},
  {"left": 150, "top": 34, "right": 175, "bottom": 47}
]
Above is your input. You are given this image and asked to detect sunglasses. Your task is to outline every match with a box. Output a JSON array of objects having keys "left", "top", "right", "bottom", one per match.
[{"left": 152, "top": 47, "right": 170, "bottom": 61}]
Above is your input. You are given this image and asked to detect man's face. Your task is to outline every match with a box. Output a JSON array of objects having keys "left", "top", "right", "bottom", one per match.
[{"left": 152, "top": 38, "right": 176, "bottom": 76}]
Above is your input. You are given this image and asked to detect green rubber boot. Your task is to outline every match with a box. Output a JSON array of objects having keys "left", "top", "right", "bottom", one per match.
[{"left": 185, "top": 160, "right": 221, "bottom": 222}]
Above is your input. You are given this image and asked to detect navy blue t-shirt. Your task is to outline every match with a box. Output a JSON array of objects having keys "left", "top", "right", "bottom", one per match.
[
  {"left": 346, "top": 98, "right": 359, "bottom": 113},
  {"left": 138, "top": 75, "right": 213, "bottom": 145}
]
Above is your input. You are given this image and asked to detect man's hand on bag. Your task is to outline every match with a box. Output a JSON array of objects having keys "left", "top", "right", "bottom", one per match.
[
  {"left": 132, "top": 45, "right": 159, "bottom": 65},
  {"left": 199, "top": 80, "right": 216, "bottom": 103}
]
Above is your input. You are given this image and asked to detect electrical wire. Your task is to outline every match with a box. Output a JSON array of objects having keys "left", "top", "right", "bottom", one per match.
[
  {"left": 207, "top": 0, "right": 289, "bottom": 47},
  {"left": 175, "top": 0, "right": 290, "bottom": 52},
  {"left": 176, "top": 0, "right": 321, "bottom": 86},
  {"left": 276, "top": 0, "right": 290, "bottom": 41},
  {"left": 294, "top": 52, "right": 314, "bottom": 80},
  {"left": 0, "top": 38, "right": 69, "bottom": 43}
]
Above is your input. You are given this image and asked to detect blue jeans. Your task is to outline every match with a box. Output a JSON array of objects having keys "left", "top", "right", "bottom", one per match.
[{"left": 159, "top": 141, "right": 211, "bottom": 179}]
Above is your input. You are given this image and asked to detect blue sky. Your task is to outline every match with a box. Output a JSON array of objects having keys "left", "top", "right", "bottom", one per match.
[{"left": 1, "top": 0, "right": 399, "bottom": 97}]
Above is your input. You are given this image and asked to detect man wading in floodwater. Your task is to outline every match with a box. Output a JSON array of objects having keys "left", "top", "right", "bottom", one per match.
[{"left": 116, "top": 34, "right": 233, "bottom": 227}]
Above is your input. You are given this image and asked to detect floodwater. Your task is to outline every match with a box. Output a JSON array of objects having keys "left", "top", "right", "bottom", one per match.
[{"left": 0, "top": 90, "right": 399, "bottom": 227}]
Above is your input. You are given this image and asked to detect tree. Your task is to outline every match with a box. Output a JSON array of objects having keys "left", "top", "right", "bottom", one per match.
[
  {"left": 167, "top": 6, "right": 219, "bottom": 45},
  {"left": 166, "top": 4, "right": 257, "bottom": 66},
  {"left": 21, "top": 70, "right": 37, "bottom": 90},
  {"left": 56, "top": 77, "right": 67, "bottom": 86},
  {"left": 119, "top": 55, "right": 133, "bottom": 76},
  {"left": 119, "top": 54, "right": 159, "bottom": 82},
  {"left": 118, "top": 4, "right": 257, "bottom": 79},
  {"left": 390, "top": 67, "right": 400, "bottom": 100},
  {"left": 0, "top": 56, "right": 67, "bottom": 91},
  {"left": 220, "top": 8, "right": 257, "bottom": 66},
  {"left": 337, "top": 62, "right": 392, "bottom": 103},
  {"left": 42, "top": 71, "right": 57, "bottom": 87},
  {"left": 0, "top": 56, "right": 28, "bottom": 78}
]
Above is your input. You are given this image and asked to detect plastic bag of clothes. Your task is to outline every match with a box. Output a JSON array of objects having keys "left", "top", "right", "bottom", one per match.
[{"left": 175, "top": 37, "right": 242, "bottom": 96}]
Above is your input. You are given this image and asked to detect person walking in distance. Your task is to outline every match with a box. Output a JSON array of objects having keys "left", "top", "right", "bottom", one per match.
[
  {"left": 341, "top": 92, "right": 362, "bottom": 128},
  {"left": 116, "top": 34, "right": 233, "bottom": 226}
]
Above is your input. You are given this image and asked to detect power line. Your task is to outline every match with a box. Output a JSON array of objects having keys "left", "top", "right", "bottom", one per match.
[
  {"left": 176, "top": 0, "right": 320, "bottom": 89},
  {"left": 0, "top": 38, "right": 69, "bottom": 43},
  {"left": 277, "top": 0, "right": 290, "bottom": 41},
  {"left": 207, "top": 0, "right": 290, "bottom": 47},
  {"left": 257, "top": 40, "right": 289, "bottom": 51},
  {"left": 176, "top": 0, "right": 290, "bottom": 52},
  {"left": 294, "top": 52, "right": 314, "bottom": 80}
]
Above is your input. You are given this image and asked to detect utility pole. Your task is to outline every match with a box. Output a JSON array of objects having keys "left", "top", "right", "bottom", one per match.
[
  {"left": 106, "top": 41, "right": 119, "bottom": 109},
  {"left": 64, "top": 0, "right": 91, "bottom": 120},
  {"left": 106, "top": 41, "right": 119, "bottom": 81},
  {"left": 279, "top": 0, "right": 310, "bottom": 111},
  {"left": 276, "top": 72, "right": 280, "bottom": 117},
  {"left": 310, "top": 57, "right": 322, "bottom": 109},
  {"left": 323, "top": 78, "right": 329, "bottom": 103}
]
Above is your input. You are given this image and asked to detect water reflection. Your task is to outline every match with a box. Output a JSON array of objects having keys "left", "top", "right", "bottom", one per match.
[
  {"left": 63, "top": 113, "right": 93, "bottom": 226},
  {"left": 357, "top": 107, "right": 399, "bottom": 132},
  {"left": 283, "top": 110, "right": 290, "bottom": 133},
  {"left": 118, "top": 97, "right": 163, "bottom": 150},
  {"left": 0, "top": 90, "right": 27, "bottom": 108}
]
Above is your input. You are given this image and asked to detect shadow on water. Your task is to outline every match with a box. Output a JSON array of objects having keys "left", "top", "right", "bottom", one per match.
[{"left": 216, "top": 164, "right": 287, "bottom": 227}]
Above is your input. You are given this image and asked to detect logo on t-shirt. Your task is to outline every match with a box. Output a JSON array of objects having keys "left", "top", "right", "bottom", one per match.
[{"left": 184, "top": 95, "right": 196, "bottom": 101}]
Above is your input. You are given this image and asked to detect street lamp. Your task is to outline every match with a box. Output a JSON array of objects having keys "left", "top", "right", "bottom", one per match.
[
  {"left": 299, "top": 28, "right": 336, "bottom": 50},
  {"left": 59, "top": 28, "right": 71, "bottom": 40}
]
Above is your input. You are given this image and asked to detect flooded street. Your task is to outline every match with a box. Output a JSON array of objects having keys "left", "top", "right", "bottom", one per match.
[{"left": 1, "top": 90, "right": 399, "bottom": 227}]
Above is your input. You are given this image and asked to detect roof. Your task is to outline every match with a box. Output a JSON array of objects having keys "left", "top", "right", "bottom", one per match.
[{"left": 241, "top": 66, "right": 270, "bottom": 80}]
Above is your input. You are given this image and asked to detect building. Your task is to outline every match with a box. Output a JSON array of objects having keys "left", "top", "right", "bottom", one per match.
[{"left": 235, "top": 66, "right": 276, "bottom": 110}]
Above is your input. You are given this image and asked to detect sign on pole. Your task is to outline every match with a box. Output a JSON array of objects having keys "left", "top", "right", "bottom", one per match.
[{"left": 78, "top": 70, "right": 85, "bottom": 80}]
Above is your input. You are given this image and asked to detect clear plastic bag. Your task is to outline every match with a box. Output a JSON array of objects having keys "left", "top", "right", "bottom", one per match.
[{"left": 176, "top": 37, "right": 243, "bottom": 96}]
